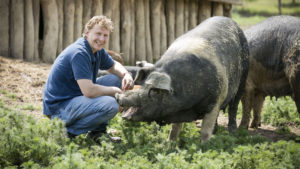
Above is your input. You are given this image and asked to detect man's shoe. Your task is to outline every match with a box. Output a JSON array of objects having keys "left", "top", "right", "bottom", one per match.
[
  {"left": 85, "top": 130, "right": 121, "bottom": 143},
  {"left": 67, "top": 132, "right": 77, "bottom": 139}
]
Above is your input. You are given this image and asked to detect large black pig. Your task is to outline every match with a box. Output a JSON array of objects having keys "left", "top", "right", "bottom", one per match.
[
  {"left": 240, "top": 15, "right": 300, "bottom": 129},
  {"left": 116, "top": 16, "right": 249, "bottom": 142}
]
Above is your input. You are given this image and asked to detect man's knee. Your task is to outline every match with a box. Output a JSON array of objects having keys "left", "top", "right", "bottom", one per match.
[
  {"left": 96, "top": 74, "right": 122, "bottom": 88},
  {"left": 99, "top": 96, "right": 119, "bottom": 117}
]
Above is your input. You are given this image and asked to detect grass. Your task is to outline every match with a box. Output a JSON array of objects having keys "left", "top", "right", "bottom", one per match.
[{"left": 232, "top": 0, "right": 300, "bottom": 29}]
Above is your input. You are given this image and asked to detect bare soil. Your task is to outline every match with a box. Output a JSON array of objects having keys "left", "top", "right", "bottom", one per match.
[{"left": 0, "top": 56, "right": 299, "bottom": 142}]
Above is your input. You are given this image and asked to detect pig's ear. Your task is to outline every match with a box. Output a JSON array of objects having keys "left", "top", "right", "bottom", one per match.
[
  {"left": 134, "top": 67, "right": 154, "bottom": 85},
  {"left": 145, "top": 72, "right": 173, "bottom": 92}
]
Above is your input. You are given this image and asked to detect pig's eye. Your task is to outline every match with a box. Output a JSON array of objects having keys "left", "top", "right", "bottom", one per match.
[{"left": 148, "top": 88, "right": 161, "bottom": 98}]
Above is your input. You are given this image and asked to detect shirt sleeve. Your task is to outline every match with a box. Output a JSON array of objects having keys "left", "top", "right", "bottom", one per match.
[
  {"left": 71, "top": 53, "right": 93, "bottom": 80},
  {"left": 99, "top": 49, "right": 115, "bottom": 70}
]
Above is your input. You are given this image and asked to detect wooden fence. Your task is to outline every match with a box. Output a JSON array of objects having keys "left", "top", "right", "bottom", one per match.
[{"left": 0, "top": 0, "right": 242, "bottom": 65}]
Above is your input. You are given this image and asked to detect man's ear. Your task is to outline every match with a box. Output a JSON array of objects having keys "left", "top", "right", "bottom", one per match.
[{"left": 134, "top": 67, "right": 155, "bottom": 85}]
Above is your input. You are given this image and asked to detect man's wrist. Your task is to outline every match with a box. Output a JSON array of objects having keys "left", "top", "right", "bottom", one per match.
[{"left": 122, "top": 72, "right": 131, "bottom": 77}]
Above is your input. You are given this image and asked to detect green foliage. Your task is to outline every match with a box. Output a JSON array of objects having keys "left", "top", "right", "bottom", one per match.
[
  {"left": 1, "top": 101, "right": 299, "bottom": 168},
  {"left": 232, "top": 0, "right": 300, "bottom": 29},
  {"left": 262, "top": 96, "right": 299, "bottom": 127},
  {"left": 0, "top": 105, "right": 68, "bottom": 167}
]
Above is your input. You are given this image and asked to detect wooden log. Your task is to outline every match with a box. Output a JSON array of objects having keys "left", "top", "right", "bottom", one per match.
[
  {"left": 103, "top": 0, "right": 112, "bottom": 50},
  {"left": 109, "top": 0, "right": 120, "bottom": 53},
  {"left": 130, "top": 0, "right": 135, "bottom": 65},
  {"left": 175, "top": 0, "right": 184, "bottom": 38},
  {"left": 63, "top": 0, "right": 75, "bottom": 49},
  {"left": 24, "top": 0, "right": 35, "bottom": 61},
  {"left": 10, "top": 0, "right": 24, "bottom": 59},
  {"left": 210, "top": 0, "right": 242, "bottom": 5},
  {"left": 166, "top": 0, "right": 176, "bottom": 46},
  {"left": 145, "top": 0, "right": 153, "bottom": 63},
  {"left": 56, "top": 0, "right": 63, "bottom": 54},
  {"left": 198, "top": 0, "right": 211, "bottom": 23},
  {"left": 74, "top": 0, "right": 83, "bottom": 40},
  {"left": 41, "top": 0, "right": 59, "bottom": 63},
  {"left": 92, "top": 0, "right": 103, "bottom": 16},
  {"left": 121, "top": 0, "right": 132, "bottom": 65},
  {"left": 184, "top": 0, "right": 189, "bottom": 32},
  {"left": 135, "top": 0, "right": 146, "bottom": 61},
  {"left": 189, "top": 0, "right": 198, "bottom": 30},
  {"left": 212, "top": 2, "right": 224, "bottom": 16},
  {"left": 0, "top": 0, "right": 10, "bottom": 57},
  {"left": 82, "top": 0, "right": 92, "bottom": 28},
  {"left": 33, "top": 0, "right": 40, "bottom": 60},
  {"left": 160, "top": 0, "right": 167, "bottom": 56},
  {"left": 150, "top": 0, "right": 161, "bottom": 62},
  {"left": 223, "top": 3, "right": 232, "bottom": 17}
]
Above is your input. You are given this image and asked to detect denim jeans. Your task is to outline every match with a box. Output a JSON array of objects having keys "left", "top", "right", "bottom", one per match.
[{"left": 52, "top": 74, "right": 121, "bottom": 135}]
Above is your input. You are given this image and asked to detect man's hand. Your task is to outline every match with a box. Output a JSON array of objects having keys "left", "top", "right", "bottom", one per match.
[{"left": 122, "top": 73, "right": 134, "bottom": 91}]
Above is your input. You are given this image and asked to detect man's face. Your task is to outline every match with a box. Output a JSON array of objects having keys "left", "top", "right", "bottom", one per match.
[{"left": 85, "top": 24, "right": 109, "bottom": 53}]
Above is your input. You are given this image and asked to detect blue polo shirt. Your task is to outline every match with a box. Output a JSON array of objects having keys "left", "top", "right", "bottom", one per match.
[{"left": 43, "top": 38, "right": 114, "bottom": 116}]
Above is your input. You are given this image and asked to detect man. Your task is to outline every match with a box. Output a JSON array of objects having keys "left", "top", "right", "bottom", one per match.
[{"left": 43, "top": 15, "right": 134, "bottom": 139}]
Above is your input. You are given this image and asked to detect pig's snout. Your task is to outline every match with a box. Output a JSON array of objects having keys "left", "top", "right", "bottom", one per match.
[{"left": 115, "top": 92, "right": 141, "bottom": 107}]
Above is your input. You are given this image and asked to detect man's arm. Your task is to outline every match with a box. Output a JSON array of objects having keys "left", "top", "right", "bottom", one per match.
[{"left": 77, "top": 79, "right": 122, "bottom": 98}]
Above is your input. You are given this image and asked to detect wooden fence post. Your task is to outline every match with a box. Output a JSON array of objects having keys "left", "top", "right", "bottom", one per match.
[
  {"left": 121, "top": 0, "right": 132, "bottom": 64},
  {"left": 56, "top": 0, "right": 63, "bottom": 54},
  {"left": 160, "top": 0, "right": 167, "bottom": 56},
  {"left": 199, "top": 0, "right": 211, "bottom": 23},
  {"left": 33, "top": 0, "right": 40, "bottom": 60},
  {"left": 0, "top": 0, "right": 10, "bottom": 57},
  {"left": 167, "top": 0, "right": 176, "bottom": 46},
  {"left": 24, "top": 0, "right": 35, "bottom": 61},
  {"left": 63, "top": 0, "right": 75, "bottom": 49},
  {"left": 41, "top": 0, "right": 59, "bottom": 63},
  {"left": 10, "top": 0, "right": 24, "bottom": 59},
  {"left": 74, "top": 0, "right": 83, "bottom": 40},
  {"left": 213, "top": 2, "right": 224, "bottom": 16},
  {"left": 175, "top": 0, "right": 184, "bottom": 38},
  {"left": 130, "top": 0, "right": 135, "bottom": 65},
  {"left": 151, "top": 0, "right": 161, "bottom": 62},
  {"left": 135, "top": 0, "right": 146, "bottom": 61},
  {"left": 145, "top": 0, "right": 153, "bottom": 63}
]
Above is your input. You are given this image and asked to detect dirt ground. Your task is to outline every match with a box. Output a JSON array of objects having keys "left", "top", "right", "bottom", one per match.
[{"left": 0, "top": 56, "right": 299, "bottom": 142}]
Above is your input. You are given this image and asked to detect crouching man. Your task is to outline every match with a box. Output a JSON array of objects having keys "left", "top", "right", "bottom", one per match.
[{"left": 43, "top": 15, "right": 134, "bottom": 140}]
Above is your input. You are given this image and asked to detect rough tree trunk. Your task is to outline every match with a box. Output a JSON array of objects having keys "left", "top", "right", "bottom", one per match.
[
  {"left": 0, "top": 0, "right": 10, "bottom": 57},
  {"left": 199, "top": 0, "right": 211, "bottom": 23},
  {"left": 82, "top": 0, "right": 92, "bottom": 29},
  {"left": 24, "top": 0, "right": 35, "bottom": 61},
  {"left": 130, "top": 0, "right": 135, "bottom": 65},
  {"left": 189, "top": 0, "right": 198, "bottom": 30},
  {"left": 103, "top": 0, "right": 113, "bottom": 50},
  {"left": 213, "top": 2, "right": 223, "bottom": 16},
  {"left": 41, "top": 0, "right": 59, "bottom": 63},
  {"left": 175, "top": 0, "right": 184, "bottom": 38},
  {"left": 160, "top": 0, "right": 167, "bottom": 56},
  {"left": 10, "top": 0, "right": 24, "bottom": 59},
  {"left": 151, "top": 0, "right": 161, "bottom": 62},
  {"left": 135, "top": 0, "right": 146, "bottom": 61},
  {"left": 74, "top": 0, "right": 83, "bottom": 40},
  {"left": 167, "top": 0, "right": 176, "bottom": 46},
  {"left": 33, "top": 0, "right": 40, "bottom": 60},
  {"left": 184, "top": 0, "right": 189, "bottom": 32},
  {"left": 92, "top": 0, "right": 103, "bottom": 16},
  {"left": 145, "top": 0, "right": 153, "bottom": 63},
  {"left": 121, "top": 0, "right": 132, "bottom": 65},
  {"left": 108, "top": 0, "right": 120, "bottom": 53},
  {"left": 56, "top": 0, "right": 63, "bottom": 54},
  {"left": 63, "top": 0, "right": 75, "bottom": 49}
]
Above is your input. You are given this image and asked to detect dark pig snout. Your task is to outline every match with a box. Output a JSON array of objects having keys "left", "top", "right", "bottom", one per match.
[{"left": 115, "top": 92, "right": 141, "bottom": 107}]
